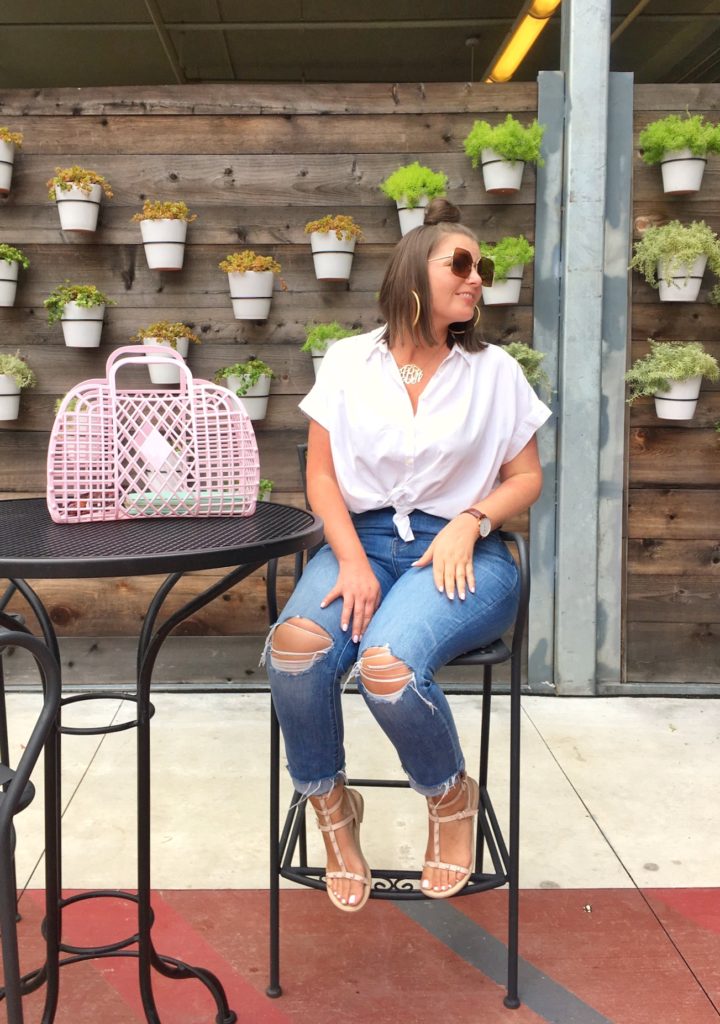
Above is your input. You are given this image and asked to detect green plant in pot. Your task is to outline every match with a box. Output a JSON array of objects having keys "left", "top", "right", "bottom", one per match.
[
  {"left": 480, "top": 235, "right": 534, "bottom": 305},
  {"left": 214, "top": 357, "right": 275, "bottom": 421},
  {"left": 629, "top": 219, "right": 720, "bottom": 302},
  {"left": 463, "top": 114, "right": 545, "bottom": 194},
  {"left": 218, "top": 250, "right": 287, "bottom": 320},
  {"left": 305, "top": 214, "right": 363, "bottom": 281},
  {"left": 638, "top": 112, "right": 720, "bottom": 194},
  {"left": 132, "top": 200, "right": 198, "bottom": 272},
  {"left": 0, "top": 243, "right": 30, "bottom": 307},
  {"left": 47, "top": 165, "right": 113, "bottom": 232},
  {"left": 258, "top": 478, "right": 274, "bottom": 501},
  {"left": 379, "top": 162, "right": 448, "bottom": 234},
  {"left": 44, "top": 283, "right": 116, "bottom": 348},
  {"left": 0, "top": 351, "right": 37, "bottom": 421},
  {"left": 133, "top": 320, "right": 200, "bottom": 385},
  {"left": 625, "top": 338, "right": 719, "bottom": 421},
  {"left": 503, "top": 341, "right": 551, "bottom": 400},
  {"left": 301, "top": 321, "right": 362, "bottom": 377},
  {"left": 0, "top": 127, "right": 23, "bottom": 195}
]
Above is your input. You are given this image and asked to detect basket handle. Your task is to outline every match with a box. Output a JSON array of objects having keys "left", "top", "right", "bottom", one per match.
[{"left": 106, "top": 344, "right": 195, "bottom": 398}]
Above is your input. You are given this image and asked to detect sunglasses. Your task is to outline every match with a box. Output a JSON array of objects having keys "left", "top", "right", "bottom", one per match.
[{"left": 428, "top": 247, "right": 495, "bottom": 286}]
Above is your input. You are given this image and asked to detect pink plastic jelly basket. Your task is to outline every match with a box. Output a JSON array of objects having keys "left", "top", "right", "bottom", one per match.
[{"left": 47, "top": 345, "right": 260, "bottom": 523}]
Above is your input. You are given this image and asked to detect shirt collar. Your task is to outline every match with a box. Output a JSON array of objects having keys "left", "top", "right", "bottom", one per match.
[{"left": 370, "top": 328, "right": 472, "bottom": 365}]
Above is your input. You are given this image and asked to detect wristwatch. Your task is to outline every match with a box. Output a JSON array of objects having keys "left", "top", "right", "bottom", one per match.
[{"left": 460, "top": 507, "right": 492, "bottom": 538}]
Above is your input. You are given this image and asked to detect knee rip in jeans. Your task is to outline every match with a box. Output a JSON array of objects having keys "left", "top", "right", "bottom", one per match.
[
  {"left": 262, "top": 618, "right": 333, "bottom": 675},
  {"left": 351, "top": 646, "right": 435, "bottom": 712}
]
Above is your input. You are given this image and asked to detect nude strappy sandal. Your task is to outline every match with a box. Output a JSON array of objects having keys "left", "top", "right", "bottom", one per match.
[
  {"left": 315, "top": 787, "right": 372, "bottom": 913},
  {"left": 423, "top": 775, "right": 479, "bottom": 899}
]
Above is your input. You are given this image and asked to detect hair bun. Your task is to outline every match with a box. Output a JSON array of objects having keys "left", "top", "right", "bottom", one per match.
[{"left": 424, "top": 197, "right": 461, "bottom": 225}]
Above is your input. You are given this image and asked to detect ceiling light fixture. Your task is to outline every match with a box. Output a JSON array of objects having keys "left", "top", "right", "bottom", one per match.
[{"left": 483, "top": 0, "right": 563, "bottom": 84}]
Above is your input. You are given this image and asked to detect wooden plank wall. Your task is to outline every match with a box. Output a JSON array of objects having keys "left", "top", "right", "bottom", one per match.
[
  {"left": 627, "top": 85, "right": 720, "bottom": 684},
  {"left": 0, "top": 83, "right": 537, "bottom": 637}
]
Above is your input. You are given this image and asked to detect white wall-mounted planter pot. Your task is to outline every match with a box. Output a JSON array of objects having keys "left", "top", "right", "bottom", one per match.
[
  {"left": 225, "top": 373, "right": 271, "bottom": 421},
  {"left": 54, "top": 183, "right": 103, "bottom": 232},
  {"left": 396, "top": 195, "right": 428, "bottom": 236},
  {"left": 482, "top": 265, "right": 524, "bottom": 306},
  {"left": 653, "top": 375, "right": 703, "bottom": 420},
  {"left": 227, "top": 271, "right": 275, "bottom": 319},
  {"left": 0, "top": 140, "right": 16, "bottom": 195},
  {"left": 657, "top": 255, "right": 707, "bottom": 302},
  {"left": 143, "top": 336, "right": 189, "bottom": 384},
  {"left": 0, "top": 260, "right": 20, "bottom": 307},
  {"left": 480, "top": 149, "right": 525, "bottom": 194},
  {"left": 660, "top": 148, "right": 706, "bottom": 195},
  {"left": 139, "top": 218, "right": 188, "bottom": 271},
  {"left": 310, "top": 232, "right": 356, "bottom": 281},
  {"left": 61, "top": 302, "right": 106, "bottom": 348},
  {"left": 0, "top": 375, "right": 21, "bottom": 420},
  {"left": 309, "top": 337, "right": 340, "bottom": 378}
]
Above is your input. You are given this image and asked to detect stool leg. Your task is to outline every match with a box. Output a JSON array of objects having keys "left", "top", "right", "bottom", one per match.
[
  {"left": 503, "top": 652, "right": 521, "bottom": 1009},
  {"left": 267, "top": 700, "right": 282, "bottom": 998},
  {"left": 0, "top": 832, "right": 25, "bottom": 1023}
]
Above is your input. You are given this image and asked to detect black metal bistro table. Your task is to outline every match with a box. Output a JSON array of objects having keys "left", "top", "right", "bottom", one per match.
[{"left": 0, "top": 497, "right": 322, "bottom": 1024}]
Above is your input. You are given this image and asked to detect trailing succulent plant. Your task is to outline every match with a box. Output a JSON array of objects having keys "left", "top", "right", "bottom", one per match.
[
  {"left": 44, "top": 283, "right": 116, "bottom": 324},
  {"left": 218, "top": 250, "right": 287, "bottom": 289},
  {"left": 304, "top": 214, "right": 363, "bottom": 241},
  {"left": 0, "top": 127, "right": 23, "bottom": 147},
  {"left": 0, "top": 244, "right": 30, "bottom": 269},
  {"left": 132, "top": 200, "right": 197, "bottom": 222},
  {"left": 463, "top": 114, "right": 545, "bottom": 167},
  {"left": 47, "top": 166, "right": 113, "bottom": 199},
  {"left": 629, "top": 219, "right": 720, "bottom": 299},
  {"left": 638, "top": 112, "right": 720, "bottom": 164},
  {"left": 0, "top": 351, "right": 37, "bottom": 389},
  {"left": 301, "top": 320, "right": 362, "bottom": 354},
  {"left": 624, "top": 339, "right": 719, "bottom": 402},
  {"left": 214, "top": 358, "right": 274, "bottom": 396},
  {"left": 132, "top": 321, "right": 200, "bottom": 347}
]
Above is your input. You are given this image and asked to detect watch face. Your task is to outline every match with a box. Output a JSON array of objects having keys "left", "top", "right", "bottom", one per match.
[{"left": 479, "top": 516, "right": 491, "bottom": 538}]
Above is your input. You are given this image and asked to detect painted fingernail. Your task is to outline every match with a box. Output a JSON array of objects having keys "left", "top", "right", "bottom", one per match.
[
  {"left": 320, "top": 601, "right": 326, "bottom": 608},
  {"left": 352, "top": 634, "right": 359, "bottom": 643},
  {"left": 341, "top": 622, "right": 348, "bottom": 631},
  {"left": 470, "top": 585, "right": 476, "bottom": 593},
  {"left": 437, "top": 586, "right": 443, "bottom": 593}
]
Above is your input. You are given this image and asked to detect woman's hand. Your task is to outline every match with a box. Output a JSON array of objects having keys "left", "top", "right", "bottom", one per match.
[
  {"left": 320, "top": 558, "right": 382, "bottom": 642},
  {"left": 412, "top": 516, "right": 478, "bottom": 600}
]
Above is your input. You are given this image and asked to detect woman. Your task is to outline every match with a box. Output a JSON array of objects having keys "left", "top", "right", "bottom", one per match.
[{"left": 265, "top": 199, "right": 551, "bottom": 912}]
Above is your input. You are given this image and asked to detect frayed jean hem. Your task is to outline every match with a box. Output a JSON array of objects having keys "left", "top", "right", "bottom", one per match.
[
  {"left": 288, "top": 767, "right": 347, "bottom": 800},
  {"left": 404, "top": 766, "right": 466, "bottom": 799}
]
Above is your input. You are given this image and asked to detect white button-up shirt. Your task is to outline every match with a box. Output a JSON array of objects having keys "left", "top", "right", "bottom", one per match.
[{"left": 299, "top": 328, "right": 551, "bottom": 541}]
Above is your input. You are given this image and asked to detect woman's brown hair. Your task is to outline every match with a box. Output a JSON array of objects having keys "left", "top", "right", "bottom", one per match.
[{"left": 378, "top": 198, "right": 486, "bottom": 353}]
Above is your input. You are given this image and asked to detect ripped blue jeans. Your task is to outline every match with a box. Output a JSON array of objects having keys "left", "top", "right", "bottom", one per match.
[{"left": 264, "top": 509, "right": 519, "bottom": 798}]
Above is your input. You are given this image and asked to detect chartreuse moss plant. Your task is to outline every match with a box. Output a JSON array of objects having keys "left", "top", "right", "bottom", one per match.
[
  {"left": 44, "top": 283, "right": 116, "bottom": 324},
  {"left": 47, "top": 166, "right": 113, "bottom": 199},
  {"left": 503, "top": 342, "right": 551, "bottom": 399},
  {"left": 638, "top": 113, "right": 720, "bottom": 164},
  {"left": 0, "top": 352, "right": 36, "bottom": 389},
  {"left": 0, "top": 244, "right": 30, "bottom": 269},
  {"left": 301, "top": 320, "right": 362, "bottom": 354},
  {"left": 218, "top": 250, "right": 287, "bottom": 288},
  {"left": 132, "top": 321, "right": 200, "bottom": 348},
  {"left": 214, "top": 358, "right": 274, "bottom": 396},
  {"left": 629, "top": 219, "right": 720, "bottom": 293},
  {"left": 304, "top": 214, "right": 363, "bottom": 241},
  {"left": 379, "top": 162, "right": 448, "bottom": 207},
  {"left": 480, "top": 236, "right": 534, "bottom": 281},
  {"left": 463, "top": 114, "right": 545, "bottom": 167},
  {"left": 624, "top": 339, "right": 719, "bottom": 402},
  {"left": 0, "top": 127, "right": 23, "bottom": 147},
  {"left": 131, "top": 200, "right": 197, "bottom": 222}
]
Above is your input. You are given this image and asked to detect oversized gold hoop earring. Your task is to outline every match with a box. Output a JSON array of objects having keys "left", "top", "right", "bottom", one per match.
[
  {"left": 473, "top": 305, "right": 481, "bottom": 328},
  {"left": 411, "top": 290, "right": 421, "bottom": 328}
]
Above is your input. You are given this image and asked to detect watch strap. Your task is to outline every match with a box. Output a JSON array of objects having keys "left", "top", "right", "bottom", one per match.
[{"left": 460, "top": 508, "right": 491, "bottom": 534}]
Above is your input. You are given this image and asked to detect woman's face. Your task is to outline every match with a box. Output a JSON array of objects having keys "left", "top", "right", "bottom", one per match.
[{"left": 426, "top": 232, "right": 483, "bottom": 329}]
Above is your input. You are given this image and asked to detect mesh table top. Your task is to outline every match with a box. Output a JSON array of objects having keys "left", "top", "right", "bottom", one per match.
[{"left": 0, "top": 498, "right": 323, "bottom": 579}]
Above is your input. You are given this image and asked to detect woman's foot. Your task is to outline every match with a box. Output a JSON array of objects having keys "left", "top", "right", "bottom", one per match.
[
  {"left": 421, "top": 775, "right": 479, "bottom": 897},
  {"left": 311, "top": 784, "right": 371, "bottom": 912}
]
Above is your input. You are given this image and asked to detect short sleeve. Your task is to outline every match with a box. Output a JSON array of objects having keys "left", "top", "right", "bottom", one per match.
[
  {"left": 298, "top": 345, "right": 338, "bottom": 429},
  {"left": 502, "top": 359, "right": 552, "bottom": 464}
]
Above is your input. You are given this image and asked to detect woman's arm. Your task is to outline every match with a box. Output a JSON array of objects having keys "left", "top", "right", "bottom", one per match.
[
  {"left": 412, "top": 436, "right": 543, "bottom": 600},
  {"left": 306, "top": 419, "right": 382, "bottom": 641}
]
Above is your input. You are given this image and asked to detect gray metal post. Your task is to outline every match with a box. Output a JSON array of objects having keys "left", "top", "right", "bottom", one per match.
[
  {"left": 528, "top": 70, "right": 564, "bottom": 691},
  {"left": 555, "top": 0, "right": 612, "bottom": 694}
]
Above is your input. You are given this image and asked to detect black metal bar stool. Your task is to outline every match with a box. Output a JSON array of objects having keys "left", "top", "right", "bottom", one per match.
[
  {"left": 0, "top": 626, "right": 61, "bottom": 1024},
  {"left": 265, "top": 445, "right": 528, "bottom": 1010}
]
